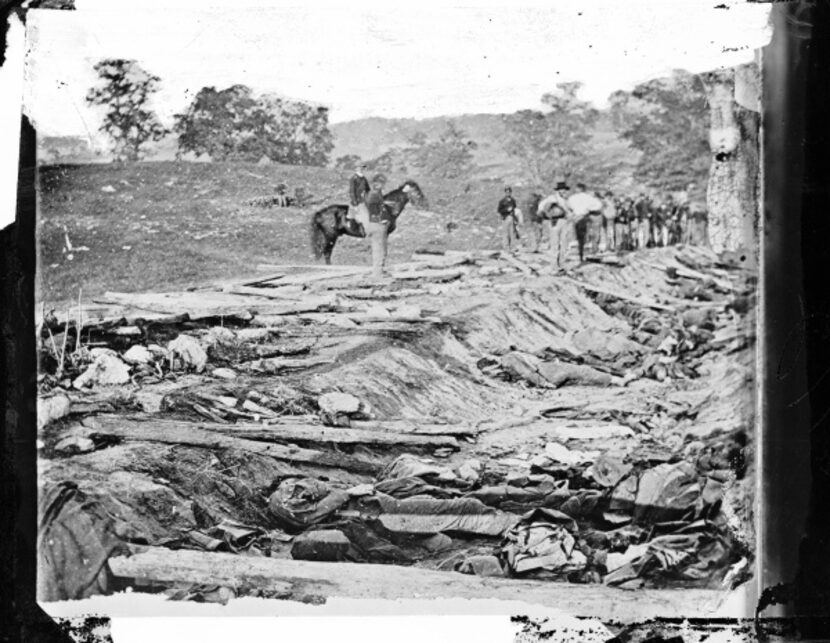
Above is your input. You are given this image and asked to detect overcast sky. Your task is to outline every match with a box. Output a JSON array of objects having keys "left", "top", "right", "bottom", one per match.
[{"left": 24, "top": 0, "right": 770, "bottom": 145}]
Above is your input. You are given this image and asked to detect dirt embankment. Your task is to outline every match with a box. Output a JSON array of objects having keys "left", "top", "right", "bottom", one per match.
[{"left": 36, "top": 245, "right": 756, "bottom": 617}]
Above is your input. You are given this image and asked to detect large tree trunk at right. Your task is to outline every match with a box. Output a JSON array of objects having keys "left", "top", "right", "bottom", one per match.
[{"left": 700, "top": 64, "right": 761, "bottom": 265}]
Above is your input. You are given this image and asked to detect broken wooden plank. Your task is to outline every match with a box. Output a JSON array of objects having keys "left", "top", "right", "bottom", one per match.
[
  {"left": 209, "top": 423, "right": 460, "bottom": 449},
  {"left": 223, "top": 285, "right": 307, "bottom": 300},
  {"left": 410, "top": 252, "right": 475, "bottom": 268},
  {"left": 109, "top": 547, "right": 734, "bottom": 620},
  {"left": 390, "top": 267, "right": 466, "bottom": 282},
  {"left": 640, "top": 260, "right": 735, "bottom": 292},
  {"left": 499, "top": 252, "right": 539, "bottom": 276},
  {"left": 254, "top": 266, "right": 372, "bottom": 287},
  {"left": 560, "top": 277, "right": 675, "bottom": 312},
  {"left": 350, "top": 419, "right": 480, "bottom": 437},
  {"left": 240, "top": 355, "right": 337, "bottom": 374},
  {"left": 86, "top": 414, "right": 459, "bottom": 449},
  {"left": 80, "top": 415, "right": 381, "bottom": 474}
]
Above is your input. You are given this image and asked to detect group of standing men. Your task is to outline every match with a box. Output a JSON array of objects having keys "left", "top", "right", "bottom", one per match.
[{"left": 497, "top": 180, "right": 707, "bottom": 271}]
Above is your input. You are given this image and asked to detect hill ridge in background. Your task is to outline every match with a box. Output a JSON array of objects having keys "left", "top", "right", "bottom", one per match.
[{"left": 39, "top": 112, "right": 642, "bottom": 190}]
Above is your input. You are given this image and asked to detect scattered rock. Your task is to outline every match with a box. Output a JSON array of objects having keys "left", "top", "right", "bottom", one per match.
[
  {"left": 455, "top": 459, "right": 482, "bottom": 484},
  {"left": 318, "top": 392, "right": 361, "bottom": 415},
  {"left": 543, "top": 442, "right": 599, "bottom": 466},
  {"left": 38, "top": 395, "right": 71, "bottom": 430},
  {"left": 122, "top": 345, "right": 154, "bottom": 365},
  {"left": 204, "top": 326, "right": 236, "bottom": 347},
  {"left": 168, "top": 335, "right": 208, "bottom": 373},
  {"left": 458, "top": 554, "right": 504, "bottom": 577},
  {"left": 101, "top": 185, "right": 116, "bottom": 193},
  {"left": 394, "top": 304, "right": 422, "bottom": 318},
  {"left": 364, "top": 305, "right": 391, "bottom": 318},
  {"left": 53, "top": 435, "right": 96, "bottom": 455},
  {"left": 135, "top": 391, "right": 164, "bottom": 413},
  {"left": 73, "top": 353, "right": 131, "bottom": 389}
]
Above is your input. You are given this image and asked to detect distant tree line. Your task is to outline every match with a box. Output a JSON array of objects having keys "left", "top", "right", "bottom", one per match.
[
  {"left": 86, "top": 59, "right": 335, "bottom": 166},
  {"left": 608, "top": 70, "right": 710, "bottom": 192},
  {"left": 335, "top": 122, "right": 478, "bottom": 181},
  {"left": 86, "top": 59, "right": 709, "bottom": 193}
]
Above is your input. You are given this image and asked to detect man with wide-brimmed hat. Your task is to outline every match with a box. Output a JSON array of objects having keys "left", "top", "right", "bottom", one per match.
[
  {"left": 537, "top": 179, "right": 574, "bottom": 272},
  {"left": 347, "top": 163, "right": 371, "bottom": 227}
]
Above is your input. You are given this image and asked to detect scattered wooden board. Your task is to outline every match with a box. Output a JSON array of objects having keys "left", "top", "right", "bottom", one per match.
[
  {"left": 109, "top": 547, "right": 732, "bottom": 620},
  {"left": 80, "top": 415, "right": 381, "bottom": 474}
]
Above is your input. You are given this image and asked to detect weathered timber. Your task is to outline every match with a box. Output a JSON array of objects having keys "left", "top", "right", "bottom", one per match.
[
  {"left": 500, "top": 252, "right": 538, "bottom": 276},
  {"left": 85, "top": 414, "right": 459, "bottom": 449},
  {"left": 350, "top": 419, "right": 480, "bottom": 437},
  {"left": 222, "top": 285, "right": 307, "bottom": 300},
  {"left": 391, "top": 267, "right": 466, "bottom": 282},
  {"left": 109, "top": 547, "right": 734, "bottom": 620},
  {"left": 208, "top": 423, "right": 460, "bottom": 449},
  {"left": 561, "top": 277, "right": 675, "bottom": 312},
  {"left": 80, "top": 415, "right": 381, "bottom": 474},
  {"left": 239, "top": 356, "right": 337, "bottom": 373}
]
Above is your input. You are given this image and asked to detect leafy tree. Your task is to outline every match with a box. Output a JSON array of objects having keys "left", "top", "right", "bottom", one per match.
[
  {"left": 501, "top": 81, "right": 599, "bottom": 185},
  {"left": 174, "top": 85, "right": 334, "bottom": 165},
  {"left": 85, "top": 59, "right": 169, "bottom": 162},
  {"left": 361, "top": 122, "right": 477, "bottom": 179},
  {"left": 334, "top": 154, "right": 362, "bottom": 171},
  {"left": 407, "top": 122, "right": 477, "bottom": 179},
  {"left": 610, "top": 70, "right": 710, "bottom": 191}
]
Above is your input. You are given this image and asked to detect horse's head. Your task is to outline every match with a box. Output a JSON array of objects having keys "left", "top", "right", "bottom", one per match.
[{"left": 400, "top": 180, "right": 428, "bottom": 208}]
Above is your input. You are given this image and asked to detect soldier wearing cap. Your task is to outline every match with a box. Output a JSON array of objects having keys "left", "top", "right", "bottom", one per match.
[{"left": 347, "top": 163, "right": 371, "bottom": 227}]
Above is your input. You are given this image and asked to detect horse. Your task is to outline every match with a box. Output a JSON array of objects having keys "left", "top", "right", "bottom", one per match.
[{"left": 309, "top": 180, "right": 427, "bottom": 265}]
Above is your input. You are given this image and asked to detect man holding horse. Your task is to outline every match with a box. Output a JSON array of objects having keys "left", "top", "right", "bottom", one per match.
[{"left": 364, "top": 177, "right": 390, "bottom": 278}]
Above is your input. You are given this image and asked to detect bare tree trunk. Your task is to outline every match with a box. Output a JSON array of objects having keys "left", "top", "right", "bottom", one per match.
[{"left": 700, "top": 64, "right": 761, "bottom": 264}]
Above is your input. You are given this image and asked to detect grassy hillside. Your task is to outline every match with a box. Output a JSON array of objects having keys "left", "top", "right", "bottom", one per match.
[
  {"left": 37, "top": 162, "right": 517, "bottom": 308},
  {"left": 331, "top": 112, "right": 641, "bottom": 187}
]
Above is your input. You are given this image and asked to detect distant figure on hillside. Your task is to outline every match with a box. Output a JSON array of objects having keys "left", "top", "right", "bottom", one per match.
[
  {"left": 634, "top": 192, "right": 651, "bottom": 249},
  {"left": 524, "top": 192, "right": 545, "bottom": 253},
  {"left": 601, "top": 190, "right": 617, "bottom": 251},
  {"left": 497, "top": 186, "right": 519, "bottom": 253},
  {"left": 348, "top": 163, "right": 371, "bottom": 227}
]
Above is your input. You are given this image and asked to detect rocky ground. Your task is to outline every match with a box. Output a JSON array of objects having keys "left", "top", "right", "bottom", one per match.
[{"left": 36, "top": 243, "right": 757, "bottom": 621}]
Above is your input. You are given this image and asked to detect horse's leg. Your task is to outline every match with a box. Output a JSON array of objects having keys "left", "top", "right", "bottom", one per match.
[{"left": 324, "top": 233, "right": 339, "bottom": 265}]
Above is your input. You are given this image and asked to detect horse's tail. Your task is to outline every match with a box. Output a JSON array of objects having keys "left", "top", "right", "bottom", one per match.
[{"left": 309, "top": 210, "right": 327, "bottom": 260}]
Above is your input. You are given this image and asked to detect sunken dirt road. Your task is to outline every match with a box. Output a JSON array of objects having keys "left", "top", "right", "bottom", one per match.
[{"left": 36, "top": 244, "right": 757, "bottom": 621}]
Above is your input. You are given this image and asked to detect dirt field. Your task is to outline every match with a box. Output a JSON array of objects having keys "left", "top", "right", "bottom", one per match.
[
  {"left": 37, "top": 162, "right": 507, "bottom": 307},
  {"left": 36, "top": 201, "right": 757, "bottom": 621}
]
